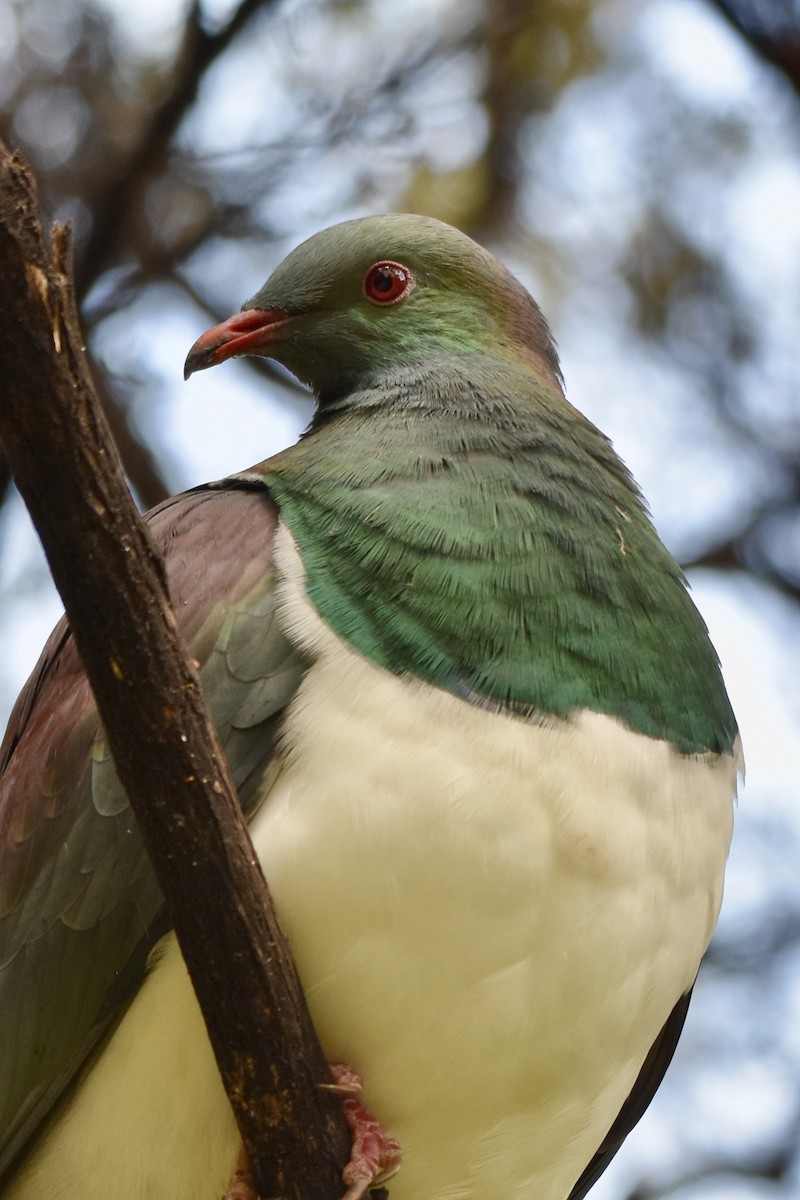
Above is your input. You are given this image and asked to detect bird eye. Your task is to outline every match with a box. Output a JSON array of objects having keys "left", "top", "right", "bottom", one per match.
[{"left": 363, "top": 261, "right": 414, "bottom": 306}]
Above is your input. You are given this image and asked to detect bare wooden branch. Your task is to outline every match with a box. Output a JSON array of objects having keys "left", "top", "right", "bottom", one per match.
[{"left": 0, "top": 137, "right": 348, "bottom": 1200}]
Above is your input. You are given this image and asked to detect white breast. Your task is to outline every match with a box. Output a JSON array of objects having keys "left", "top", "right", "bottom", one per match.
[
  {"left": 254, "top": 528, "right": 737, "bottom": 1200},
  {"left": 8, "top": 526, "right": 737, "bottom": 1200}
]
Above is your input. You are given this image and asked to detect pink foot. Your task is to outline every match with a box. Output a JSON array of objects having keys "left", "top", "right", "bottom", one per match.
[
  {"left": 322, "top": 1063, "right": 403, "bottom": 1200},
  {"left": 221, "top": 1146, "right": 257, "bottom": 1200}
]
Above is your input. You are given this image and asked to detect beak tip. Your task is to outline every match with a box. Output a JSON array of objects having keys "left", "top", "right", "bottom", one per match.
[
  {"left": 183, "top": 341, "right": 216, "bottom": 381},
  {"left": 183, "top": 307, "right": 290, "bottom": 383}
]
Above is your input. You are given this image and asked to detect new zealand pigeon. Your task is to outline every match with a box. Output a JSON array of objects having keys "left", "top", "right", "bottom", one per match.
[{"left": 0, "top": 214, "right": 739, "bottom": 1200}]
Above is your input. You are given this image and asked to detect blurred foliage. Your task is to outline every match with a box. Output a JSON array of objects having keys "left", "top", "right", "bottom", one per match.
[{"left": 1, "top": 0, "right": 799, "bottom": 1196}]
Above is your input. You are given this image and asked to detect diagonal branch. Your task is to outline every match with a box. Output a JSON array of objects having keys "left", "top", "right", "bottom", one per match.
[{"left": 0, "top": 137, "right": 348, "bottom": 1199}]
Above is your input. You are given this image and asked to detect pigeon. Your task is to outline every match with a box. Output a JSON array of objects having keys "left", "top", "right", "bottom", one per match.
[{"left": 0, "top": 214, "right": 739, "bottom": 1200}]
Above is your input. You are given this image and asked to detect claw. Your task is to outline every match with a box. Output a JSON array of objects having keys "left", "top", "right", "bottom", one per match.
[
  {"left": 319, "top": 1062, "right": 363, "bottom": 1098},
  {"left": 326, "top": 1063, "right": 402, "bottom": 1197},
  {"left": 221, "top": 1146, "right": 257, "bottom": 1200},
  {"left": 222, "top": 1065, "right": 402, "bottom": 1200}
]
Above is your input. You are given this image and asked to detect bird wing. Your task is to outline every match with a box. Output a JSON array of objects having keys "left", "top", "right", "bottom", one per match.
[
  {"left": 567, "top": 988, "right": 693, "bottom": 1199},
  {"left": 0, "top": 479, "right": 307, "bottom": 1180}
]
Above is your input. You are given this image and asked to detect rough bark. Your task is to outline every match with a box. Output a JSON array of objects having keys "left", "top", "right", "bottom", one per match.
[{"left": 0, "top": 137, "right": 349, "bottom": 1200}]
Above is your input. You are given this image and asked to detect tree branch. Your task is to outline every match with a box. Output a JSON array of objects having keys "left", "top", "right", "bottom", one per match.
[
  {"left": 0, "top": 138, "right": 348, "bottom": 1199},
  {"left": 704, "top": 0, "right": 800, "bottom": 101},
  {"left": 76, "top": 0, "right": 278, "bottom": 299},
  {"left": 95, "top": 364, "right": 173, "bottom": 509}
]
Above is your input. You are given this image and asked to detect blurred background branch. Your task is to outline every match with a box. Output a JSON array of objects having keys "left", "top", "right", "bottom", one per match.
[{"left": 706, "top": 0, "right": 800, "bottom": 98}]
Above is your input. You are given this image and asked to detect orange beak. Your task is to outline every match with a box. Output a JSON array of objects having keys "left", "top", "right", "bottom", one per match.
[{"left": 183, "top": 308, "right": 295, "bottom": 380}]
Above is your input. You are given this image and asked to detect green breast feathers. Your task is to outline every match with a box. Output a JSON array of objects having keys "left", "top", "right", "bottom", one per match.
[{"left": 259, "top": 358, "right": 735, "bottom": 756}]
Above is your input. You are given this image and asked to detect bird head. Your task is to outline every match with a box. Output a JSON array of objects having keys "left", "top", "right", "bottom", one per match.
[{"left": 184, "top": 214, "right": 562, "bottom": 397}]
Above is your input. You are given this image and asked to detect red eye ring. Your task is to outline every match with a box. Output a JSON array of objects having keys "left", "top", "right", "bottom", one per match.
[{"left": 363, "top": 261, "right": 415, "bottom": 306}]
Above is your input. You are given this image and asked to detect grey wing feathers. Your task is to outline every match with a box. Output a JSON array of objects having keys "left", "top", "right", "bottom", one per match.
[{"left": 0, "top": 480, "right": 305, "bottom": 1181}]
